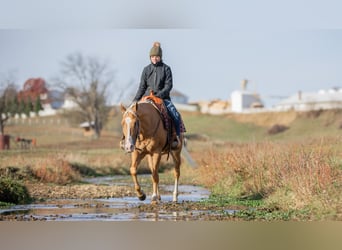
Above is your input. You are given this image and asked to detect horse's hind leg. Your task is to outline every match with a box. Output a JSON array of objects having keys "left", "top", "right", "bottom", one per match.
[
  {"left": 130, "top": 153, "right": 146, "bottom": 201},
  {"left": 171, "top": 149, "right": 181, "bottom": 202}
]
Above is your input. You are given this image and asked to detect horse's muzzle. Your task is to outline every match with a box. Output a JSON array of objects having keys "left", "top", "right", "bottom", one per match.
[
  {"left": 123, "top": 137, "right": 135, "bottom": 153},
  {"left": 125, "top": 144, "right": 135, "bottom": 153}
]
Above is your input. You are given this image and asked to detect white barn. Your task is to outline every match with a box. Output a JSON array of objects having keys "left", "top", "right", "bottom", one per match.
[
  {"left": 275, "top": 88, "right": 342, "bottom": 111},
  {"left": 231, "top": 90, "right": 264, "bottom": 113}
]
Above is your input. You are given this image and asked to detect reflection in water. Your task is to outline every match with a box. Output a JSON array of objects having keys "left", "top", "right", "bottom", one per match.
[{"left": 0, "top": 176, "right": 212, "bottom": 221}]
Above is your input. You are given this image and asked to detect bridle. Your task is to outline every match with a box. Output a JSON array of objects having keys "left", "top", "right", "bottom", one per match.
[
  {"left": 122, "top": 102, "right": 162, "bottom": 152},
  {"left": 123, "top": 108, "right": 140, "bottom": 146}
]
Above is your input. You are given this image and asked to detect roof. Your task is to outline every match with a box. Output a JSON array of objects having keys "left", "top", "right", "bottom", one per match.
[
  {"left": 277, "top": 89, "right": 342, "bottom": 105},
  {"left": 80, "top": 121, "right": 95, "bottom": 128},
  {"left": 171, "top": 89, "right": 188, "bottom": 98}
]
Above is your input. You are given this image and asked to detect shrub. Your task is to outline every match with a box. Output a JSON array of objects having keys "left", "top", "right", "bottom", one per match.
[
  {"left": 32, "top": 159, "right": 81, "bottom": 185},
  {"left": 267, "top": 124, "right": 289, "bottom": 135},
  {"left": 0, "top": 177, "right": 32, "bottom": 204}
]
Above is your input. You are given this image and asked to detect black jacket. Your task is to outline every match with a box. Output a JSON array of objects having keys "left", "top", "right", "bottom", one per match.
[{"left": 133, "top": 61, "right": 173, "bottom": 101}]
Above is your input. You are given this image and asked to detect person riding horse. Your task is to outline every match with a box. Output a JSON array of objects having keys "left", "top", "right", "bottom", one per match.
[
  {"left": 120, "top": 100, "right": 183, "bottom": 202},
  {"left": 132, "top": 42, "right": 182, "bottom": 148}
]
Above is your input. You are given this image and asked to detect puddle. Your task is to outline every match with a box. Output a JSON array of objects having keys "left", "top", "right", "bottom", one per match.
[{"left": 0, "top": 176, "right": 213, "bottom": 221}]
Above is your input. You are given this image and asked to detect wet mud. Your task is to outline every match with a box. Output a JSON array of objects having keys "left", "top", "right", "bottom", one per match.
[{"left": 0, "top": 176, "right": 241, "bottom": 221}]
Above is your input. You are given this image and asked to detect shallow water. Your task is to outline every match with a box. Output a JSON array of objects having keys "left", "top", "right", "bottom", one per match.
[{"left": 0, "top": 176, "right": 212, "bottom": 221}]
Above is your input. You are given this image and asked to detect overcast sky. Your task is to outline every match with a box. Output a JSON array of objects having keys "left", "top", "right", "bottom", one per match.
[{"left": 1, "top": 0, "right": 342, "bottom": 107}]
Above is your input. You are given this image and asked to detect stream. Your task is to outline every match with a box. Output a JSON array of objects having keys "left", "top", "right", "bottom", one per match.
[{"left": 0, "top": 176, "right": 213, "bottom": 221}]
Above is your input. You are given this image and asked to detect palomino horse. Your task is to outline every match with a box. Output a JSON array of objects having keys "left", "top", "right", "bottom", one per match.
[{"left": 120, "top": 101, "right": 183, "bottom": 203}]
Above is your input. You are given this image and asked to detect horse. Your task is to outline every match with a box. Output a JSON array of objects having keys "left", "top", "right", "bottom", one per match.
[{"left": 120, "top": 100, "right": 183, "bottom": 203}]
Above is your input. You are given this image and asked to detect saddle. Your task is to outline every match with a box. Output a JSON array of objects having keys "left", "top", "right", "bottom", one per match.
[
  {"left": 141, "top": 91, "right": 164, "bottom": 106},
  {"left": 141, "top": 92, "right": 176, "bottom": 150}
]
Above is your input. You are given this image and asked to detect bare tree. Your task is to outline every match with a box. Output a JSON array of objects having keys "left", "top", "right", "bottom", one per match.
[
  {"left": 112, "top": 78, "right": 136, "bottom": 105},
  {"left": 55, "top": 52, "right": 116, "bottom": 138},
  {"left": 0, "top": 73, "right": 18, "bottom": 135}
]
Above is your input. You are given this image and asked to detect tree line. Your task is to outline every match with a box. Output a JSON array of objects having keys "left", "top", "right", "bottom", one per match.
[
  {"left": 1, "top": 52, "right": 133, "bottom": 138},
  {"left": 0, "top": 84, "right": 44, "bottom": 135}
]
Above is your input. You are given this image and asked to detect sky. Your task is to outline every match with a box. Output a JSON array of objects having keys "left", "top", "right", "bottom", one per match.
[{"left": 1, "top": 0, "right": 342, "bottom": 107}]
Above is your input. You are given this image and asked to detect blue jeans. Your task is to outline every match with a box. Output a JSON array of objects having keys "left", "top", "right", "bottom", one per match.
[{"left": 164, "top": 100, "right": 181, "bottom": 137}]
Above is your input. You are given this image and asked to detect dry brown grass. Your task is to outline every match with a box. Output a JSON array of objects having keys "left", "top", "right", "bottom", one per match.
[
  {"left": 31, "top": 157, "right": 81, "bottom": 185},
  {"left": 225, "top": 110, "right": 298, "bottom": 127},
  {"left": 0, "top": 148, "right": 133, "bottom": 184},
  {"left": 195, "top": 138, "right": 342, "bottom": 216}
]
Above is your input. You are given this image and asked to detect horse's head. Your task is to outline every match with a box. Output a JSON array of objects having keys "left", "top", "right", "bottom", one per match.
[{"left": 120, "top": 102, "right": 140, "bottom": 153}]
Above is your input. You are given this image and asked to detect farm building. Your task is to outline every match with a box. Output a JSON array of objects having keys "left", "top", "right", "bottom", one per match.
[
  {"left": 170, "top": 89, "right": 189, "bottom": 104},
  {"left": 230, "top": 79, "right": 264, "bottom": 113},
  {"left": 194, "top": 79, "right": 265, "bottom": 114},
  {"left": 171, "top": 89, "right": 199, "bottom": 112},
  {"left": 197, "top": 99, "right": 230, "bottom": 114},
  {"left": 274, "top": 88, "right": 342, "bottom": 111},
  {"left": 230, "top": 90, "right": 264, "bottom": 112},
  {"left": 80, "top": 121, "right": 95, "bottom": 137}
]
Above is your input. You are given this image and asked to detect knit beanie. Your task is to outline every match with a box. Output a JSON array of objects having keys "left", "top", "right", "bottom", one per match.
[{"left": 149, "top": 42, "right": 162, "bottom": 58}]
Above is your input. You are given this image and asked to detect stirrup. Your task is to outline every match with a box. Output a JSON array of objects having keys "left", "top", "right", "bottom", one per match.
[{"left": 171, "top": 136, "right": 180, "bottom": 149}]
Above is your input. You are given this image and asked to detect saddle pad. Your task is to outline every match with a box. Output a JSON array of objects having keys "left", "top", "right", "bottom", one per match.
[{"left": 140, "top": 92, "right": 186, "bottom": 133}]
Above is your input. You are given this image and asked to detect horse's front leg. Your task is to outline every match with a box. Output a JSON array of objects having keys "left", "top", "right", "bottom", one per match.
[
  {"left": 130, "top": 152, "right": 146, "bottom": 201},
  {"left": 147, "top": 153, "right": 162, "bottom": 204}
]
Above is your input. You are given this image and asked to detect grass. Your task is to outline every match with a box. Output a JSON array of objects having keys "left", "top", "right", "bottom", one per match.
[
  {"left": 201, "top": 194, "right": 264, "bottom": 208},
  {"left": 183, "top": 112, "right": 266, "bottom": 142},
  {"left": 1, "top": 109, "right": 342, "bottom": 219}
]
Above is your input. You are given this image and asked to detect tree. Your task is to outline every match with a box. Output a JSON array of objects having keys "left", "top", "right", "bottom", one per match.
[
  {"left": 8, "top": 96, "right": 19, "bottom": 117},
  {"left": 55, "top": 52, "right": 116, "bottom": 138},
  {"left": 17, "top": 78, "right": 47, "bottom": 117},
  {"left": 24, "top": 96, "right": 33, "bottom": 117},
  {"left": 18, "top": 99, "right": 26, "bottom": 117},
  {"left": 34, "top": 97, "right": 43, "bottom": 115},
  {"left": 0, "top": 77, "right": 18, "bottom": 135}
]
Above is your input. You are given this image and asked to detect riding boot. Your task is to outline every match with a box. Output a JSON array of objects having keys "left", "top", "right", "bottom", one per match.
[{"left": 171, "top": 135, "right": 181, "bottom": 149}]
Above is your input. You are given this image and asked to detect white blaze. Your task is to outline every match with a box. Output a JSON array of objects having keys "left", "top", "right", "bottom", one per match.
[{"left": 124, "top": 117, "right": 134, "bottom": 148}]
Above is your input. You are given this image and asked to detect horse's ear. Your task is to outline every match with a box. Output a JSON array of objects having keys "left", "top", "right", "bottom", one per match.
[{"left": 120, "top": 103, "right": 126, "bottom": 113}]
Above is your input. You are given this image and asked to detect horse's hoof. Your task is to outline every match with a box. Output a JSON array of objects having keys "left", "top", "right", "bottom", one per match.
[
  {"left": 138, "top": 193, "right": 146, "bottom": 201},
  {"left": 151, "top": 194, "right": 160, "bottom": 202},
  {"left": 173, "top": 194, "right": 178, "bottom": 202},
  {"left": 151, "top": 200, "right": 159, "bottom": 205}
]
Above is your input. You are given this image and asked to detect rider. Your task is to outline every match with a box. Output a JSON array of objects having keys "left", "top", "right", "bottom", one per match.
[{"left": 132, "top": 41, "right": 181, "bottom": 148}]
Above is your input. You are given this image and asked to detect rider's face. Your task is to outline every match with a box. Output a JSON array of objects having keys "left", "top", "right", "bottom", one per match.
[{"left": 150, "top": 56, "right": 161, "bottom": 64}]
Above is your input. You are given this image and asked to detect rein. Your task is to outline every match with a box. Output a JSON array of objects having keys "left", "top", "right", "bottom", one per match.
[
  {"left": 123, "top": 108, "right": 140, "bottom": 146},
  {"left": 125, "top": 103, "right": 162, "bottom": 151}
]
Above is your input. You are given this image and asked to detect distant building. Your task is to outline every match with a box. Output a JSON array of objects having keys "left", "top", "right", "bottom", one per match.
[
  {"left": 275, "top": 88, "right": 342, "bottom": 111},
  {"left": 230, "top": 80, "right": 264, "bottom": 113},
  {"left": 197, "top": 99, "right": 231, "bottom": 115},
  {"left": 48, "top": 90, "right": 64, "bottom": 109},
  {"left": 170, "top": 89, "right": 188, "bottom": 104},
  {"left": 80, "top": 121, "right": 95, "bottom": 137},
  {"left": 170, "top": 89, "right": 199, "bottom": 112},
  {"left": 61, "top": 93, "right": 79, "bottom": 110},
  {"left": 231, "top": 90, "right": 264, "bottom": 112},
  {"left": 194, "top": 79, "right": 265, "bottom": 114}
]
